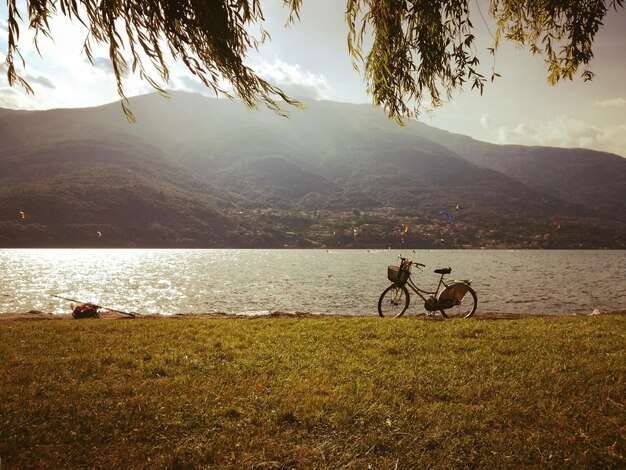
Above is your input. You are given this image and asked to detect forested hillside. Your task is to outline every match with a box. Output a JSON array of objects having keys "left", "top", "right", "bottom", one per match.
[{"left": 1, "top": 92, "right": 624, "bottom": 248}]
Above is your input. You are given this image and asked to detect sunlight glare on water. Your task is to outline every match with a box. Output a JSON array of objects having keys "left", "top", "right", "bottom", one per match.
[{"left": 0, "top": 249, "right": 624, "bottom": 316}]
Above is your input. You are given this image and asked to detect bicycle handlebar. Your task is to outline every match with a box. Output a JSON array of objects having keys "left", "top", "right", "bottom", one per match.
[{"left": 398, "top": 256, "right": 425, "bottom": 268}]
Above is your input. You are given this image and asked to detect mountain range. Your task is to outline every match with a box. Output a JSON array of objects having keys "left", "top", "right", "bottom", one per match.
[{"left": 1, "top": 92, "right": 624, "bottom": 248}]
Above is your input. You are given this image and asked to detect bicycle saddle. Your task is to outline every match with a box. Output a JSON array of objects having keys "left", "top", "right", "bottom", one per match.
[{"left": 434, "top": 267, "right": 451, "bottom": 275}]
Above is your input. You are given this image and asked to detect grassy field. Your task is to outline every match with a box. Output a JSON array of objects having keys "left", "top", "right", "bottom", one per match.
[{"left": 0, "top": 315, "right": 624, "bottom": 469}]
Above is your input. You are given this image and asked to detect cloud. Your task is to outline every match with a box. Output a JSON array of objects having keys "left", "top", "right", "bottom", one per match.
[
  {"left": 0, "top": 87, "right": 26, "bottom": 108},
  {"left": 90, "top": 56, "right": 115, "bottom": 74},
  {"left": 168, "top": 73, "right": 234, "bottom": 98},
  {"left": 485, "top": 115, "right": 626, "bottom": 157},
  {"left": 87, "top": 56, "right": 130, "bottom": 78},
  {"left": 0, "top": 62, "right": 54, "bottom": 90},
  {"left": 170, "top": 59, "right": 331, "bottom": 101},
  {"left": 175, "top": 75, "right": 212, "bottom": 95},
  {"left": 252, "top": 58, "right": 331, "bottom": 100},
  {"left": 595, "top": 98, "right": 626, "bottom": 108},
  {"left": 480, "top": 113, "right": 491, "bottom": 129},
  {"left": 24, "top": 74, "right": 55, "bottom": 89}
]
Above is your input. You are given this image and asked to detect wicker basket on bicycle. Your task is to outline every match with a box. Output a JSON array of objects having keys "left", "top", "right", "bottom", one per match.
[{"left": 387, "top": 265, "right": 410, "bottom": 286}]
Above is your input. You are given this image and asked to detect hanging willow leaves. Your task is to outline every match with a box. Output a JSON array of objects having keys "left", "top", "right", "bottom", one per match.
[
  {"left": 5, "top": 0, "right": 304, "bottom": 120},
  {"left": 3, "top": 0, "right": 623, "bottom": 121},
  {"left": 489, "top": 0, "right": 624, "bottom": 85},
  {"left": 346, "top": 0, "right": 623, "bottom": 121}
]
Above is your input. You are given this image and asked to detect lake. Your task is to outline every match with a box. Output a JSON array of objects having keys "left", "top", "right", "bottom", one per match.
[{"left": 0, "top": 249, "right": 624, "bottom": 316}]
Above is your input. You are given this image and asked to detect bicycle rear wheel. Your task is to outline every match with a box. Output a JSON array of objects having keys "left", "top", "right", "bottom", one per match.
[
  {"left": 378, "top": 284, "right": 410, "bottom": 318},
  {"left": 440, "top": 286, "right": 477, "bottom": 318}
]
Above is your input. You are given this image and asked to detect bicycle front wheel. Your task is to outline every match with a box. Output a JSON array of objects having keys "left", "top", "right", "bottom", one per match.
[
  {"left": 378, "top": 284, "right": 410, "bottom": 318},
  {"left": 440, "top": 287, "right": 477, "bottom": 318}
]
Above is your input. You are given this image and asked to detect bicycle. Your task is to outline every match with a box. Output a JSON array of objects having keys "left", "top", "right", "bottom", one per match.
[{"left": 378, "top": 257, "right": 477, "bottom": 318}]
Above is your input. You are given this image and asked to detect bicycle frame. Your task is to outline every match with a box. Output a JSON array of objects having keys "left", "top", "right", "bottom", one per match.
[{"left": 402, "top": 270, "right": 447, "bottom": 303}]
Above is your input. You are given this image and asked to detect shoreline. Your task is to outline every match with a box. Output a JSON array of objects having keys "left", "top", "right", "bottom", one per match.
[{"left": 1, "top": 308, "right": 625, "bottom": 321}]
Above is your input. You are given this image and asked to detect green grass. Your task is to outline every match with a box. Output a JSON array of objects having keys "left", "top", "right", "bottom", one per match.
[{"left": 1, "top": 316, "right": 624, "bottom": 469}]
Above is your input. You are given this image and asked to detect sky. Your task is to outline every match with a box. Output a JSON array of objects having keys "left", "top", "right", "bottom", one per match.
[{"left": 1, "top": 0, "right": 625, "bottom": 157}]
